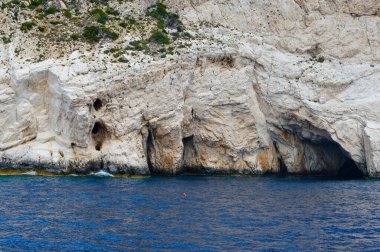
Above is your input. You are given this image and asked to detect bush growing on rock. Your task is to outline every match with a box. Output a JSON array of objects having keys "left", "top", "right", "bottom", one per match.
[
  {"left": 45, "top": 6, "right": 59, "bottom": 15},
  {"left": 82, "top": 25, "right": 119, "bottom": 43},
  {"left": 317, "top": 56, "right": 325, "bottom": 63},
  {"left": 83, "top": 25, "right": 102, "bottom": 43},
  {"left": 2, "top": 36, "right": 11, "bottom": 44},
  {"left": 90, "top": 8, "right": 108, "bottom": 24},
  {"left": 29, "top": 0, "right": 47, "bottom": 9},
  {"left": 146, "top": 2, "right": 183, "bottom": 30},
  {"left": 149, "top": 29, "right": 171, "bottom": 45},
  {"left": 63, "top": 9, "right": 72, "bottom": 19},
  {"left": 106, "top": 6, "right": 120, "bottom": 16},
  {"left": 146, "top": 2, "right": 168, "bottom": 19},
  {"left": 21, "top": 21, "right": 36, "bottom": 31},
  {"left": 129, "top": 40, "right": 148, "bottom": 51}
]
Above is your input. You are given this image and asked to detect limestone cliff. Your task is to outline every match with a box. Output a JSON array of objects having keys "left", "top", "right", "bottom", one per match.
[{"left": 0, "top": 0, "right": 379, "bottom": 177}]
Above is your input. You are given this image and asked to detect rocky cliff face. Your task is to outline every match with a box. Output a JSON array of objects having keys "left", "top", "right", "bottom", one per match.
[{"left": 0, "top": 0, "right": 379, "bottom": 177}]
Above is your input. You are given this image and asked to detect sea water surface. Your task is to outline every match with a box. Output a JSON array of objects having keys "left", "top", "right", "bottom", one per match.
[{"left": 0, "top": 175, "right": 379, "bottom": 251}]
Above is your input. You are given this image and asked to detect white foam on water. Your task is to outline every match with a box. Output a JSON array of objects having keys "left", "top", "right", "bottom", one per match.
[
  {"left": 22, "top": 171, "right": 37, "bottom": 176},
  {"left": 91, "top": 170, "right": 114, "bottom": 177}
]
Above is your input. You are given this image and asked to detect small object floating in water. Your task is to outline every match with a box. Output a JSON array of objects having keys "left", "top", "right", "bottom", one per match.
[
  {"left": 182, "top": 192, "right": 187, "bottom": 197},
  {"left": 91, "top": 170, "right": 114, "bottom": 177},
  {"left": 22, "top": 171, "right": 37, "bottom": 176}
]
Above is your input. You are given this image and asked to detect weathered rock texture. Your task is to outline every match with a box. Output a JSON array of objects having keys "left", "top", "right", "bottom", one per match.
[{"left": 0, "top": 0, "right": 379, "bottom": 177}]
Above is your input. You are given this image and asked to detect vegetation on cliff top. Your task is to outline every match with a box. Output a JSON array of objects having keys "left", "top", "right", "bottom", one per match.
[{"left": 0, "top": 0, "right": 192, "bottom": 61}]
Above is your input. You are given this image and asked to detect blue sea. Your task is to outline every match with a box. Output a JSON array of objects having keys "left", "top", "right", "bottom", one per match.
[{"left": 0, "top": 175, "right": 379, "bottom": 251}]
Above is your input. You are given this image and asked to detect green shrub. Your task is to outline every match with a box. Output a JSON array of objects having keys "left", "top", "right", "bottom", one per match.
[
  {"left": 129, "top": 40, "right": 148, "bottom": 51},
  {"left": 45, "top": 6, "right": 59, "bottom": 15},
  {"left": 90, "top": 8, "right": 108, "bottom": 24},
  {"left": 82, "top": 25, "right": 118, "bottom": 43},
  {"left": 106, "top": 6, "right": 119, "bottom": 16},
  {"left": 119, "top": 18, "right": 137, "bottom": 28},
  {"left": 102, "top": 27, "right": 119, "bottom": 40},
  {"left": 29, "top": 0, "right": 46, "bottom": 8},
  {"left": 21, "top": 21, "right": 36, "bottom": 31},
  {"left": 38, "top": 26, "right": 46, "bottom": 32},
  {"left": 147, "top": 2, "right": 168, "bottom": 19},
  {"left": 2, "top": 36, "right": 11, "bottom": 44},
  {"left": 83, "top": 25, "right": 102, "bottom": 43},
  {"left": 146, "top": 2, "right": 183, "bottom": 29},
  {"left": 317, "top": 56, "right": 325, "bottom": 63},
  {"left": 63, "top": 9, "right": 72, "bottom": 19},
  {"left": 149, "top": 30, "right": 171, "bottom": 44},
  {"left": 70, "top": 34, "right": 80, "bottom": 40},
  {"left": 166, "top": 13, "right": 181, "bottom": 28},
  {"left": 157, "top": 19, "right": 165, "bottom": 29}
]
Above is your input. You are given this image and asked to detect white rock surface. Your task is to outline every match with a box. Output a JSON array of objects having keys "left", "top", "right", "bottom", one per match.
[{"left": 0, "top": 0, "right": 379, "bottom": 176}]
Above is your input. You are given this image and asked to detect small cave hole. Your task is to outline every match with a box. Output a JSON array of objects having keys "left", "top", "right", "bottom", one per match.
[
  {"left": 93, "top": 98, "right": 103, "bottom": 111},
  {"left": 337, "top": 158, "right": 363, "bottom": 179},
  {"left": 92, "top": 122, "right": 101, "bottom": 134},
  {"left": 91, "top": 121, "right": 108, "bottom": 152},
  {"left": 95, "top": 143, "right": 102, "bottom": 151}
]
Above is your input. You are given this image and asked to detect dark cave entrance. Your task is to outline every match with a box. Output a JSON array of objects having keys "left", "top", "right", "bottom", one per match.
[
  {"left": 91, "top": 121, "right": 108, "bottom": 151},
  {"left": 337, "top": 157, "right": 363, "bottom": 179},
  {"left": 273, "top": 129, "right": 364, "bottom": 179},
  {"left": 278, "top": 157, "right": 288, "bottom": 175},
  {"left": 146, "top": 129, "right": 155, "bottom": 172},
  {"left": 93, "top": 98, "right": 103, "bottom": 111},
  {"left": 181, "top": 135, "right": 198, "bottom": 173}
]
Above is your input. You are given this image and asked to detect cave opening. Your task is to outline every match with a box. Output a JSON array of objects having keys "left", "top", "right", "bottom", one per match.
[
  {"left": 182, "top": 135, "right": 200, "bottom": 173},
  {"left": 92, "top": 122, "right": 101, "bottom": 134},
  {"left": 93, "top": 98, "right": 103, "bottom": 111},
  {"left": 278, "top": 157, "right": 288, "bottom": 175},
  {"left": 95, "top": 143, "right": 102, "bottom": 151},
  {"left": 146, "top": 129, "right": 155, "bottom": 172},
  {"left": 91, "top": 121, "right": 108, "bottom": 151},
  {"left": 182, "top": 135, "right": 195, "bottom": 162},
  {"left": 273, "top": 128, "right": 364, "bottom": 179},
  {"left": 337, "top": 157, "right": 363, "bottom": 179}
]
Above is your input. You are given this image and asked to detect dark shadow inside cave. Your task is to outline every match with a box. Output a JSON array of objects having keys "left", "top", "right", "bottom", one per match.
[
  {"left": 278, "top": 157, "right": 288, "bottom": 176},
  {"left": 273, "top": 129, "right": 364, "bottom": 179},
  {"left": 93, "top": 98, "right": 103, "bottom": 111},
  {"left": 146, "top": 129, "right": 155, "bottom": 172},
  {"left": 92, "top": 122, "right": 101, "bottom": 134},
  {"left": 92, "top": 121, "right": 108, "bottom": 151},
  {"left": 181, "top": 135, "right": 199, "bottom": 173},
  {"left": 337, "top": 157, "right": 363, "bottom": 179}
]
